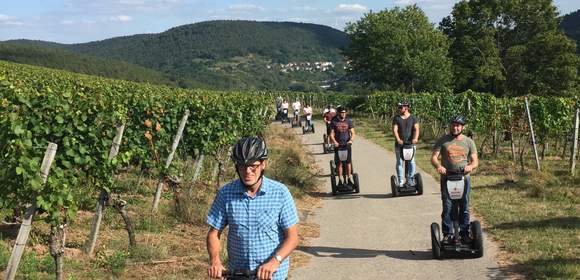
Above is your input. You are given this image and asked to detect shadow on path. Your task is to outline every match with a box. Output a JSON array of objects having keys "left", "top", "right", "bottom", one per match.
[{"left": 296, "top": 245, "right": 433, "bottom": 261}]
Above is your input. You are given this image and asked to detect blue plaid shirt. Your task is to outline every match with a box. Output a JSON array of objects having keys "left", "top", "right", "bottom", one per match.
[{"left": 207, "top": 176, "right": 299, "bottom": 280}]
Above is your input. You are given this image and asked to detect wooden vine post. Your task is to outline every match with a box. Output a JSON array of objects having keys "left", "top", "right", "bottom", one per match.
[
  {"left": 4, "top": 142, "right": 58, "bottom": 280},
  {"left": 508, "top": 104, "right": 516, "bottom": 162},
  {"left": 152, "top": 109, "right": 189, "bottom": 212},
  {"left": 192, "top": 153, "right": 205, "bottom": 183},
  {"left": 524, "top": 96, "right": 541, "bottom": 171},
  {"left": 84, "top": 123, "right": 125, "bottom": 256},
  {"left": 571, "top": 107, "right": 579, "bottom": 176}
]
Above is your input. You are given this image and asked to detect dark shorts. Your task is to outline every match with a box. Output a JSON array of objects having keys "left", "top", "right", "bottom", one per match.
[{"left": 334, "top": 145, "right": 352, "bottom": 164}]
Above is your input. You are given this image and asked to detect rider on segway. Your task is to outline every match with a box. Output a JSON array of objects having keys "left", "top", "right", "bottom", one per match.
[
  {"left": 275, "top": 96, "right": 283, "bottom": 120},
  {"left": 303, "top": 103, "right": 314, "bottom": 132},
  {"left": 392, "top": 100, "right": 420, "bottom": 187},
  {"left": 431, "top": 115, "right": 479, "bottom": 245},
  {"left": 330, "top": 106, "right": 355, "bottom": 187},
  {"left": 291, "top": 99, "right": 301, "bottom": 126},
  {"left": 322, "top": 105, "right": 336, "bottom": 151},
  {"left": 281, "top": 99, "right": 289, "bottom": 123}
]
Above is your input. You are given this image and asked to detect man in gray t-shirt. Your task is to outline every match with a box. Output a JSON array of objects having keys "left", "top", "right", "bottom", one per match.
[{"left": 431, "top": 115, "right": 478, "bottom": 244}]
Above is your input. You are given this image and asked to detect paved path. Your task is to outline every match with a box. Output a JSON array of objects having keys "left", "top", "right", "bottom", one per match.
[{"left": 290, "top": 122, "right": 505, "bottom": 279}]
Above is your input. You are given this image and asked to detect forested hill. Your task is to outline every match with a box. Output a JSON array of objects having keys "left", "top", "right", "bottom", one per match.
[
  {"left": 0, "top": 42, "right": 182, "bottom": 87},
  {"left": 561, "top": 9, "right": 580, "bottom": 53},
  {"left": 68, "top": 21, "right": 347, "bottom": 63},
  {"left": 6, "top": 21, "right": 348, "bottom": 90}
]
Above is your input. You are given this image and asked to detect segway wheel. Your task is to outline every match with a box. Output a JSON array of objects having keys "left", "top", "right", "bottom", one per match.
[
  {"left": 330, "top": 160, "right": 337, "bottom": 195},
  {"left": 431, "top": 223, "right": 442, "bottom": 259},
  {"left": 302, "top": 126, "right": 305, "bottom": 134},
  {"left": 353, "top": 173, "right": 360, "bottom": 193},
  {"left": 471, "top": 221, "right": 484, "bottom": 258},
  {"left": 414, "top": 173, "right": 423, "bottom": 195},
  {"left": 390, "top": 175, "right": 398, "bottom": 197},
  {"left": 312, "top": 125, "right": 315, "bottom": 133}
]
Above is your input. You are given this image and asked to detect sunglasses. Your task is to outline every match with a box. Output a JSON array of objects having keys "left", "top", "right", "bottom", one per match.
[{"left": 236, "top": 162, "right": 262, "bottom": 172}]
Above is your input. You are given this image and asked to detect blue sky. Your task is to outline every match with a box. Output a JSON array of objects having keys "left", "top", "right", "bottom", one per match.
[{"left": 0, "top": 0, "right": 577, "bottom": 44}]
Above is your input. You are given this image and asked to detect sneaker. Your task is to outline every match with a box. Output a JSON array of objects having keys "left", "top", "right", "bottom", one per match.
[
  {"left": 443, "top": 234, "right": 453, "bottom": 244},
  {"left": 453, "top": 235, "right": 461, "bottom": 245},
  {"left": 460, "top": 232, "right": 472, "bottom": 244},
  {"left": 398, "top": 181, "right": 404, "bottom": 187},
  {"left": 347, "top": 177, "right": 354, "bottom": 186},
  {"left": 338, "top": 180, "right": 343, "bottom": 187}
]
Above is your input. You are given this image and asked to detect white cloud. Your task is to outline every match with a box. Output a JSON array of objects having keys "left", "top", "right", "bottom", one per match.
[
  {"left": 61, "top": 19, "right": 75, "bottom": 25},
  {"left": 334, "top": 4, "right": 367, "bottom": 14},
  {"left": 0, "top": 14, "right": 24, "bottom": 26},
  {"left": 108, "top": 15, "right": 133, "bottom": 22},
  {"left": 293, "top": 6, "right": 319, "bottom": 12},
  {"left": 227, "top": 4, "right": 265, "bottom": 13}
]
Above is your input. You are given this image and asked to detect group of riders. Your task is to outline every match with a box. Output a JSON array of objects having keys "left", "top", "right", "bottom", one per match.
[
  {"left": 276, "top": 97, "right": 478, "bottom": 246},
  {"left": 208, "top": 97, "right": 478, "bottom": 279}
]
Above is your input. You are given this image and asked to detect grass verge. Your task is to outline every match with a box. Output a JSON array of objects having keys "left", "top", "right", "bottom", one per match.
[{"left": 356, "top": 117, "right": 579, "bottom": 279}]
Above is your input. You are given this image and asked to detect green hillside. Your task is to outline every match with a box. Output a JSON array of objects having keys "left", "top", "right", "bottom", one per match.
[
  {"left": 7, "top": 20, "right": 348, "bottom": 90},
  {"left": 561, "top": 9, "right": 580, "bottom": 53},
  {"left": 0, "top": 42, "right": 186, "bottom": 87}
]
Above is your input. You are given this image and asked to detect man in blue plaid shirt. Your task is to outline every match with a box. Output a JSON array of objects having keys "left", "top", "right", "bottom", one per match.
[{"left": 207, "top": 137, "right": 299, "bottom": 280}]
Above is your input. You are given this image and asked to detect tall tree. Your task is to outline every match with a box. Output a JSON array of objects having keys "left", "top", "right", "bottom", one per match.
[
  {"left": 344, "top": 5, "right": 452, "bottom": 92},
  {"left": 441, "top": 0, "right": 578, "bottom": 97}
]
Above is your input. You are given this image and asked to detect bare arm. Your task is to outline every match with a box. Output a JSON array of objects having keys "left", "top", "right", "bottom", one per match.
[
  {"left": 206, "top": 228, "right": 225, "bottom": 279},
  {"left": 392, "top": 124, "right": 402, "bottom": 144},
  {"left": 330, "top": 129, "right": 338, "bottom": 145},
  {"left": 464, "top": 152, "right": 479, "bottom": 174},
  {"left": 349, "top": 128, "right": 355, "bottom": 143},
  {"left": 257, "top": 225, "right": 299, "bottom": 280},
  {"left": 431, "top": 150, "right": 446, "bottom": 175},
  {"left": 412, "top": 123, "right": 420, "bottom": 144}
]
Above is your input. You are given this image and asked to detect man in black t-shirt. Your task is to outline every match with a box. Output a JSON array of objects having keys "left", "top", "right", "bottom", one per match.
[
  {"left": 392, "top": 101, "right": 420, "bottom": 186},
  {"left": 330, "top": 106, "right": 355, "bottom": 186}
]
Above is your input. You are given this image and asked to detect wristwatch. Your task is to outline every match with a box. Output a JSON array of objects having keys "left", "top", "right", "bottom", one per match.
[{"left": 274, "top": 255, "right": 283, "bottom": 263}]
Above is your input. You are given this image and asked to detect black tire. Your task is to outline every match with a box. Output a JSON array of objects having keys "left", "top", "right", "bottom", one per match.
[
  {"left": 312, "top": 125, "right": 315, "bottom": 133},
  {"left": 431, "top": 223, "right": 442, "bottom": 259},
  {"left": 471, "top": 221, "right": 484, "bottom": 258},
  {"left": 302, "top": 126, "right": 305, "bottom": 134},
  {"left": 330, "top": 160, "right": 337, "bottom": 195},
  {"left": 390, "top": 175, "right": 397, "bottom": 197},
  {"left": 414, "top": 173, "right": 423, "bottom": 195},
  {"left": 391, "top": 175, "right": 399, "bottom": 197},
  {"left": 353, "top": 173, "right": 360, "bottom": 193}
]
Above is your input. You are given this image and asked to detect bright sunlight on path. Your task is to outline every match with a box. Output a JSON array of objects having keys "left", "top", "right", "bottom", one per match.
[{"left": 290, "top": 121, "right": 505, "bottom": 279}]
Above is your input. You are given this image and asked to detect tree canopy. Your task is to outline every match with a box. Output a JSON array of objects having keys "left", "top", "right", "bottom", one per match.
[
  {"left": 440, "top": 0, "right": 578, "bottom": 97},
  {"left": 344, "top": 5, "right": 452, "bottom": 92}
]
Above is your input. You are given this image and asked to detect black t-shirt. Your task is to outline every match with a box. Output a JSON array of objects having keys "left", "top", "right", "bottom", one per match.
[
  {"left": 392, "top": 115, "right": 417, "bottom": 144},
  {"left": 331, "top": 116, "right": 354, "bottom": 145}
]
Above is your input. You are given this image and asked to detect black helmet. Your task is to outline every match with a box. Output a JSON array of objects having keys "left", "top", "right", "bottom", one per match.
[
  {"left": 231, "top": 137, "right": 268, "bottom": 165},
  {"left": 337, "top": 106, "right": 347, "bottom": 113},
  {"left": 397, "top": 100, "right": 410, "bottom": 107},
  {"left": 450, "top": 115, "right": 467, "bottom": 125}
]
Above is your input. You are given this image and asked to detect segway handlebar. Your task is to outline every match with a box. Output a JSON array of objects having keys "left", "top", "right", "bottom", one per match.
[{"left": 222, "top": 269, "right": 257, "bottom": 279}]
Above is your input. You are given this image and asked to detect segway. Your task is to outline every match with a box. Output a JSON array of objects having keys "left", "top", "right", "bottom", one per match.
[
  {"left": 275, "top": 107, "right": 282, "bottom": 121},
  {"left": 223, "top": 269, "right": 257, "bottom": 280},
  {"left": 430, "top": 169, "right": 483, "bottom": 259},
  {"left": 280, "top": 108, "right": 290, "bottom": 124},
  {"left": 329, "top": 143, "right": 359, "bottom": 195},
  {"left": 322, "top": 123, "right": 334, "bottom": 154},
  {"left": 302, "top": 114, "right": 315, "bottom": 134},
  {"left": 390, "top": 143, "right": 423, "bottom": 197},
  {"left": 291, "top": 110, "right": 301, "bottom": 128}
]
